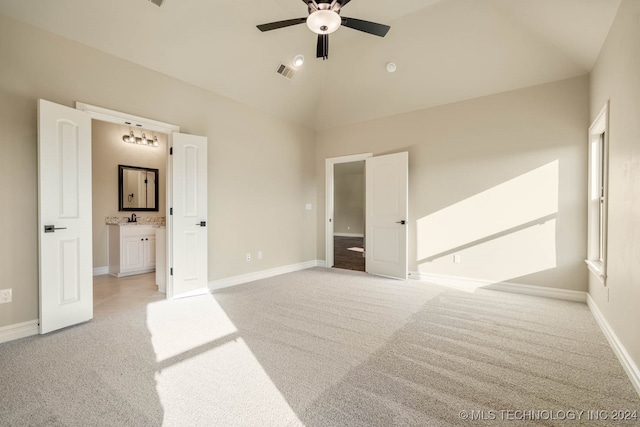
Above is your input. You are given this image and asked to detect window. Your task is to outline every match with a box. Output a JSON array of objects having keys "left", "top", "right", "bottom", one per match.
[{"left": 586, "top": 102, "right": 609, "bottom": 284}]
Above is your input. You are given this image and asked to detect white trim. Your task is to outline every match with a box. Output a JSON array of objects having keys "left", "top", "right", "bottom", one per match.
[
  {"left": 333, "top": 232, "right": 365, "bottom": 238},
  {"left": 93, "top": 266, "right": 109, "bottom": 276},
  {"left": 75, "top": 102, "right": 180, "bottom": 133},
  {"left": 586, "top": 101, "right": 609, "bottom": 284},
  {"left": 411, "top": 272, "right": 587, "bottom": 302},
  {"left": 325, "top": 153, "right": 372, "bottom": 268},
  {"left": 209, "top": 260, "right": 323, "bottom": 291},
  {"left": 0, "top": 320, "right": 39, "bottom": 344},
  {"left": 588, "top": 295, "right": 640, "bottom": 397},
  {"left": 585, "top": 259, "right": 606, "bottom": 284}
]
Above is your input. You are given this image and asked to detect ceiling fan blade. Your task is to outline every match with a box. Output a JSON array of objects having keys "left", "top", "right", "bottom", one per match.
[
  {"left": 341, "top": 17, "right": 390, "bottom": 37},
  {"left": 338, "top": 0, "right": 352, "bottom": 8},
  {"left": 301, "top": 0, "right": 318, "bottom": 11},
  {"left": 316, "top": 34, "right": 329, "bottom": 60},
  {"left": 256, "top": 18, "right": 307, "bottom": 32}
]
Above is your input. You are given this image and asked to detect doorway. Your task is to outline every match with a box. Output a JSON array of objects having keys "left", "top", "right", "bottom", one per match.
[
  {"left": 38, "top": 100, "right": 209, "bottom": 334},
  {"left": 325, "top": 153, "right": 372, "bottom": 269},
  {"left": 91, "top": 120, "right": 168, "bottom": 317},
  {"left": 332, "top": 161, "right": 365, "bottom": 272},
  {"left": 325, "top": 152, "right": 409, "bottom": 280}
]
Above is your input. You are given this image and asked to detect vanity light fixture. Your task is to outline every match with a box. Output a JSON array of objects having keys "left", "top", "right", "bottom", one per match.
[{"left": 122, "top": 130, "right": 159, "bottom": 147}]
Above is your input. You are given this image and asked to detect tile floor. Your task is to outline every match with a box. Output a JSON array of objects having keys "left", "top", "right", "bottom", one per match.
[{"left": 93, "top": 273, "right": 165, "bottom": 318}]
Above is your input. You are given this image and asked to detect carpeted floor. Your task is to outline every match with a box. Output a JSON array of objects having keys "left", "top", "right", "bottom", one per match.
[{"left": 0, "top": 268, "right": 638, "bottom": 426}]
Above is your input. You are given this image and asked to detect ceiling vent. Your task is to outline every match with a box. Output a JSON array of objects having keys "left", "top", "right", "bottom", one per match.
[
  {"left": 276, "top": 63, "right": 296, "bottom": 80},
  {"left": 148, "top": 0, "right": 163, "bottom": 6}
]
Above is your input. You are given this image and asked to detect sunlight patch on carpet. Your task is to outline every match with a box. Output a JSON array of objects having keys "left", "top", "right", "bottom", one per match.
[{"left": 146, "top": 294, "right": 302, "bottom": 426}]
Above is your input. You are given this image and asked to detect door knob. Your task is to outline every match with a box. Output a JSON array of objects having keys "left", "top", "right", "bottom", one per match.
[
  {"left": 196, "top": 221, "right": 207, "bottom": 227},
  {"left": 395, "top": 220, "right": 406, "bottom": 225},
  {"left": 44, "top": 225, "right": 67, "bottom": 233}
]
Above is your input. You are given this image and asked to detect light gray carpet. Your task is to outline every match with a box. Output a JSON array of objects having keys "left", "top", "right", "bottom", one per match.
[{"left": 0, "top": 268, "right": 638, "bottom": 426}]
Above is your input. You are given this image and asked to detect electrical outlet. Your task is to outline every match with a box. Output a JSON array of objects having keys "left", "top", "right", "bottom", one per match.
[
  {"left": 0, "top": 289, "right": 12, "bottom": 304},
  {"left": 258, "top": 251, "right": 263, "bottom": 260},
  {"left": 246, "top": 253, "right": 251, "bottom": 262}
]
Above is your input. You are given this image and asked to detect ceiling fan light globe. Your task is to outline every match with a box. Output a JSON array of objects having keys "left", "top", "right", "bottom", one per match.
[{"left": 306, "top": 10, "right": 341, "bottom": 34}]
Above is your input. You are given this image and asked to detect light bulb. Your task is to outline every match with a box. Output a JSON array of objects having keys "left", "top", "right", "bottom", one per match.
[{"left": 293, "top": 54, "right": 305, "bottom": 68}]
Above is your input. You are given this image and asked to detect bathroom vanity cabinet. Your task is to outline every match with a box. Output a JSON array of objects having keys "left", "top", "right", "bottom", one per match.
[{"left": 108, "top": 225, "right": 156, "bottom": 277}]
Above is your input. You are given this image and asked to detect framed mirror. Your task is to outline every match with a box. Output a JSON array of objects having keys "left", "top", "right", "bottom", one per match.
[{"left": 118, "top": 165, "right": 159, "bottom": 211}]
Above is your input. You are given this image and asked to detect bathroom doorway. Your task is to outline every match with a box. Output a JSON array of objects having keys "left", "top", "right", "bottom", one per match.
[{"left": 90, "top": 120, "right": 168, "bottom": 317}]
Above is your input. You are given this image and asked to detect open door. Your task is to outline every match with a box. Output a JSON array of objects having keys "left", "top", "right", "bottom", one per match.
[
  {"left": 365, "top": 152, "right": 408, "bottom": 279},
  {"left": 170, "top": 133, "right": 208, "bottom": 298},
  {"left": 38, "top": 99, "right": 93, "bottom": 333}
]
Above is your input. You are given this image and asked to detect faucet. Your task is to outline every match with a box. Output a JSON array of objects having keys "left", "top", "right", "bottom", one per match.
[{"left": 130, "top": 213, "right": 137, "bottom": 223}]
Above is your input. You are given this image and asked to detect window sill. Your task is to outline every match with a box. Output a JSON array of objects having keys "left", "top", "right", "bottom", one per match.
[{"left": 585, "top": 259, "right": 606, "bottom": 285}]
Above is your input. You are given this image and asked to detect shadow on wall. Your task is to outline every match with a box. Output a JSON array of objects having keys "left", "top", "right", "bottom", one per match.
[{"left": 416, "top": 160, "right": 559, "bottom": 285}]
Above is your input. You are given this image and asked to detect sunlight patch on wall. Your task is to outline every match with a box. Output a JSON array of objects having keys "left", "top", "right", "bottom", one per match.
[
  {"left": 420, "top": 219, "right": 557, "bottom": 284},
  {"left": 417, "top": 161, "right": 559, "bottom": 261},
  {"left": 416, "top": 161, "right": 559, "bottom": 284}
]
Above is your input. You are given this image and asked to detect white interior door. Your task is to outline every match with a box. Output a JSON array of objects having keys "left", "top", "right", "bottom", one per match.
[
  {"left": 365, "top": 151, "right": 408, "bottom": 279},
  {"left": 170, "top": 132, "right": 208, "bottom": 298},
  {"left": 38, "top": 99, "right": 93, "bottom": 334}
]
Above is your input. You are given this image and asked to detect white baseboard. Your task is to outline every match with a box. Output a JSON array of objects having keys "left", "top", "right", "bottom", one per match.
[
  {"left": 209, "top": 260, "right": 324, "bottom": 291},
  {"left": 587, "top": 295, "right": 640, "bottom": 397},
  {"left": 0, "top": 319, "right": 39, "bottom": 344},
  {"left": 410, "top": 271, "right": 587, "bottom": 302},
  {"left": 93, "top": 266, "right": 108, "bottom": 276},
  {"left": 333, "top": 233, "right": 364, "bottom": 238}
]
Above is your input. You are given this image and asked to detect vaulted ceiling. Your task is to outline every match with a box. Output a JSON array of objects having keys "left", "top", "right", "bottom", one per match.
[{"left": 0, "top": 0, "right": 621, "bottom": 130}]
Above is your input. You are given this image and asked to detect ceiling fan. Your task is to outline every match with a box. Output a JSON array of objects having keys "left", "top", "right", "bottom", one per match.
[{"left": 257, "top": 0, "right": 390, "bottom": 60}]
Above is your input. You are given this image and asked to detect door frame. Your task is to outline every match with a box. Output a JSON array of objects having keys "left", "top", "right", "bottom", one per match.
[
  {"left": 325, "top": 153, "right": 372, "bottom": 268},
  {"left": 75, "top": 102, "right": 180, "bottom": 297}
]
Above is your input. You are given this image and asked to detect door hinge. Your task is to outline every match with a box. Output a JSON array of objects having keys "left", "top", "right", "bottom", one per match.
[
  {"left": 170, "top": 268, "right": 173, "bottom": 276},
  {"left": 170, "top": 147, "right": 173, "bottom": 155},
  {"left": 170, "top": 207, "right": 173, "bottom": 215}
]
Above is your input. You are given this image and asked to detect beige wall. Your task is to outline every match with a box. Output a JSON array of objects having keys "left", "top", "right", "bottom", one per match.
[
  {"left": 0, "top": 14, "right": 316, "bottom": 329},
  {"left": 333, "top": 162, "right": 365, "bottom": 235},
  {"left": 589, "top": 0, "right": 640, "bottom": 377},
  {"left": 317, "top": 76, "right": 589, "bottom": 291},
  {"left": 92, "top": 120, "right": 167, "bottom": 269}
]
